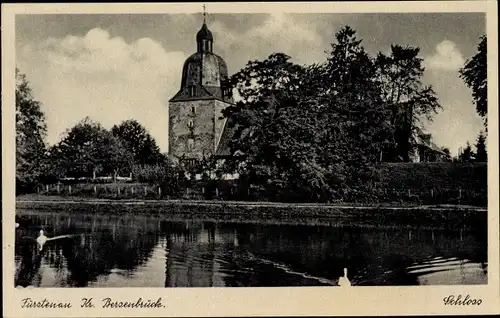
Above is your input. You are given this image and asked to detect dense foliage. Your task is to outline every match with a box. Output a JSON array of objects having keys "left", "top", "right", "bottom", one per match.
[
  {"left": 220, "top": 27, "right": 442, "bottom": 202},
  {"left": 460, "top": 36, "right": 487, "bottom": 122},
  {"left": 16, "top": 28, "right": 488, "bottom": 203},
  {"left": 131, "top": 158, "right": 187, "bottom": 196},
  {"left": 49, "top": 118, "right": 132, "bottom": 180},
  {"left": 111, "top": 119, "right": 165, "bottom": 165},
  {"left": 475, "top": 132, "right": 487, "bottom": 162},
  {"left": 16, "top": 69, "right": 48, "bottom": 193},
  {"left": 459, "top": 142, "right": 476, "bottom": 163},
  {"left": 15, "top": 69, "right": 184, "bottom": 194},
  {"left": 375, "top": 45, "right": 440, "bottom": 161}
]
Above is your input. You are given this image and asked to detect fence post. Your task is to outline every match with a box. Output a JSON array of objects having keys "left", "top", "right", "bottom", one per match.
[
  {"left": 37, "top": 186, "right": 40, "bottom": 194},
  {"left": 57, "top": 184, "right": 60, "bottom": 194},
  {"left": 144, "top": 186, "right": 147, "bottom": 196},
  {"left": 94, "top": 185, "right": 97, "bottom": 194},
  {"left": 131, "top": 187, "right": 134, "bottom": 195},
  {"left": 158, "top": 187, "right": 161, "bottom": 197},
  {"left": 407, "top": 189, "right": 411, "bottom": 196},
  {"left": 430, "top": 189, "right": 434, "bottom": 198},
  {"left": 216, "top": 188, "right": 219, "bottom": 197},
  {"left": 68, "top": 185, "right": 72, "bottom": 194},
  {"left": 458, "top": 189, "right": 462, "bottom": 199},
  {"left": 46, "top": 184, "right": 49, "bottom": 193},
  {"left": 118, "top": 187, "right": 121, "bottom": 196}
]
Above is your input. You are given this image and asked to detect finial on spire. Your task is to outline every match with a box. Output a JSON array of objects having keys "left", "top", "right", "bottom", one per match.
[{"left": 202, "top": 4, "right": 207, "bottom": 23}]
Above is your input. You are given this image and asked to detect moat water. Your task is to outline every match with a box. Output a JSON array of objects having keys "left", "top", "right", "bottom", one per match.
[{"left": 14, "top": 210, "right": 487, "bottom": 287}]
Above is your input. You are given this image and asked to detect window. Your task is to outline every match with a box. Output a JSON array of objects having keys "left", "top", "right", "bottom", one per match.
[
  {"left": 181, "top": 158, "right": 197, "bottom": 171},
  {"left": 188, "top": 85, "right": 196, "bottom": 97},
  {"left": 191, "top": 106, "right": 196, "bottom": 114},
  {"left": 187, "top": 138, "right": 195, "bottom": 151},
  {"left": 188, "top": 120, "right": 194, "bottom": 128}
]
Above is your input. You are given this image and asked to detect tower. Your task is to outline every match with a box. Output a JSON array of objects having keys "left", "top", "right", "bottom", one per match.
[{"left": 168, "top": 14, "right": 233, "bottom": 170}]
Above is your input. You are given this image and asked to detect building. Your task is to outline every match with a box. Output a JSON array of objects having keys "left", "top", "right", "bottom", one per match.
[
  {"left": 412, "top": 128, "right": 448, "bottom": 162},
  {"left": 168, "top": 17, "right": 234, "bottom": 172}
]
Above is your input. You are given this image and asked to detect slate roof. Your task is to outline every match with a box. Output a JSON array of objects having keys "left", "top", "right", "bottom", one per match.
[
  {"left": 415, "top": 128, "right": 446, "bottom": 155},
  {"left": 215, "top": 116, "right": 237, "bottom": 157}
]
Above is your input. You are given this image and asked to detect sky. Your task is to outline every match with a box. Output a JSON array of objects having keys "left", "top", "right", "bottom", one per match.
[{"left": 15, "top": 12, "right": 486, "bottom": 156}]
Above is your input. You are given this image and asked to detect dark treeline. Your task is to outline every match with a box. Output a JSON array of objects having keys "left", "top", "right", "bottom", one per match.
[
  {"left": 16, "top": 71, "right": 186, "bottom": 195},
  {"left": 216, "top": 27, "right": 487, "bottom": 202},
  {"left": 16, "top": 26, "right": 487, "bottom": 203}
]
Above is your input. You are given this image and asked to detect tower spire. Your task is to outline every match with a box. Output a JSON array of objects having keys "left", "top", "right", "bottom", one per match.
[
  {"left": 196, "top": 4, "right": 213, "bottom": 53},
  {"left": 203, "top": 4, "right": 207, "bottom": 24}
]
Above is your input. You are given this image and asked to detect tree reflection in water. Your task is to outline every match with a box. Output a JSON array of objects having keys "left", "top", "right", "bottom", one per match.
[
  {"left": 15, "top": 240, "right": 43, "bottom": 287},
  {"left": 15, "top": 213, "right": 159, "bottom": 287},
  {"left": 15, "top": 211, "right": 487, "bottom": 287},
  {"left": 163, "top": 222, "right": 486, "bottom": 287}
]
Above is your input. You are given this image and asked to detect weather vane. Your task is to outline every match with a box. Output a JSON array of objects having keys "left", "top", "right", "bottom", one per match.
[{"left": 202, "top": 4, "right": 207, "bottom": 23}]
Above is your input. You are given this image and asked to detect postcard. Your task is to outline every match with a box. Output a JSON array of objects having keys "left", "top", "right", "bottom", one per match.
[{"left": 2, "top": 1, "right": 499, "bottom": 317}]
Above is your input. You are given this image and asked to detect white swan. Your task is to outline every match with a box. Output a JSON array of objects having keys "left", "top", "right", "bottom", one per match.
[
  {"left": 338, "top": 268, "right": 351, "bottom": 287},
  {"left": 35, "top": 230, "right": 76, "bottom": 251},
  {"left": 36, "top": 230, "right": 48, "bottom": 251}
]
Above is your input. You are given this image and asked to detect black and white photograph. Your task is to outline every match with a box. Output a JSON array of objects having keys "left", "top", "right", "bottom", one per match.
[
  {"left": 3, "top": 2, "right": 499, "bottom": 316},
  {"left": 10, "top": 5, "right": 492, "bottom": 288}
]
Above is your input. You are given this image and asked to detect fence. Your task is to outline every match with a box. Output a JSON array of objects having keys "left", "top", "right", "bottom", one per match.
[
  {"left": 38, "top": 183, "right": 166, "bottom": 200},
  {"left": 35, "top": 181, "right": 486, "bottom": 206},
  {"left": 36, "top": 182, "right": 230, "bottom": 200}
]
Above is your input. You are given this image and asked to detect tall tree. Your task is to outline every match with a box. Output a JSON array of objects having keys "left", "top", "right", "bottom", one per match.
[
  {"left": 375, "top": 45, "right": 441, "bottom": 161},
  {"left": 16, "top": 68, "right": 48, "bottom": 193},
  {"left": 322, "top": 26, "right": 393, "bottom": 163},
  {"left": 51, "top": 117, "right": 132, "bottom": 180},
  {"left": 223, "top": 53, "right": 329, "bottom": 201},
  {"left": 319, "top": 26, "right": 393, "bottom": 199},
  {"left": 111, "top": 120, "right": 164, "bottom": 165},
  {"left": 223, "top": 27, "right": 395, "bottom": 202},
  {"left": 475, "top": 131, "right": 487, "bottom": 162},
  {"left": 460, "top": 36, "right": 487, "bottom": 123}
]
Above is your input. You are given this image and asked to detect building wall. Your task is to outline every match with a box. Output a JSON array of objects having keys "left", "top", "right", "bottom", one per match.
[
  {"left": 169, "top": 99, "right": 214, "bottom": 160},
  {"left": 169, "top": 99, "right": 230, "bottom": 160}
]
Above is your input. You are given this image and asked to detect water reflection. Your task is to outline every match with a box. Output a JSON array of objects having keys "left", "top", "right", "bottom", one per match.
[{"left": 15, "top": 211, "right": 487, "bottom": 287}]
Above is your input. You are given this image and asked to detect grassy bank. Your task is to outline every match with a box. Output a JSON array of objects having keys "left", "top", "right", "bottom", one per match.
[{"left": 16, "top": 194, "right": 487, "bottom": 230}]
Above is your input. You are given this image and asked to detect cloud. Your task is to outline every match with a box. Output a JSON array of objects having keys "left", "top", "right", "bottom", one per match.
[
  {"left": 17, "top": 28, "right": 186, "bottom": 152},
  {"left": 210, "top": 13, "right": 326, "bottom": 67},
  {"left": 422, "top": 72, "right": 483, "bottom": 157},
  {"left": 425, "top": 40, "right": 465, "bottom": 71},
  {"left": 17, "top": 15, "right": 324, "bottom": 153}
]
